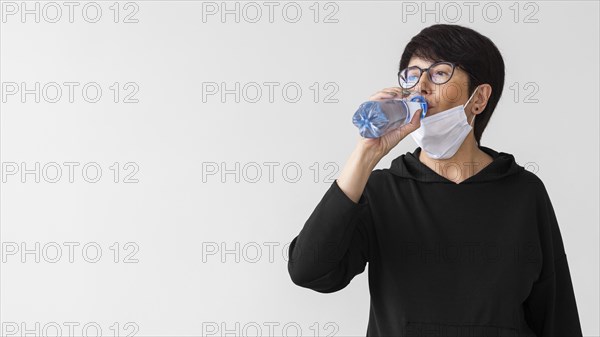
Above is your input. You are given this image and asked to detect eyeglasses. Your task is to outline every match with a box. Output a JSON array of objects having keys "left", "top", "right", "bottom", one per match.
[{"left": 397, "top": 61, "right": 478, "bottom": 89}]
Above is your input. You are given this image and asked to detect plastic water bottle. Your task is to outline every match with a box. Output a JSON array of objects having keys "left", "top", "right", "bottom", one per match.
[{"left": 352, "top": 92, "right": 428, "bottom": 138}]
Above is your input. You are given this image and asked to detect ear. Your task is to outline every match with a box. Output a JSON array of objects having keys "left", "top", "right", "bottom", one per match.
[{"left": 472, "top": 84, "right": 492, "bottom": 114}]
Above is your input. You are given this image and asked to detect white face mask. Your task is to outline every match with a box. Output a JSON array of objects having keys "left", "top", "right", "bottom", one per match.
[{"left": 410, "top": 86, "right": 479, "bottom": 160}]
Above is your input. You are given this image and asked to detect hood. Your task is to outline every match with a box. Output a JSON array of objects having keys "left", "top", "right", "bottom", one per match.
[{"left": 388, "top": 145, "right": 525, "bottom": 184}]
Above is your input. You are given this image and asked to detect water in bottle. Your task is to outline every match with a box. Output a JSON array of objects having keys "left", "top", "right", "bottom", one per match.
[{"left": 352, "top": 92, "right": 428, "bottom": 138}]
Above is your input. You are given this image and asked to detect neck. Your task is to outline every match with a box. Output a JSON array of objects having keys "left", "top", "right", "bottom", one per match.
[{"left": 418, "top": 132, "right": 493, "bottom": 184}]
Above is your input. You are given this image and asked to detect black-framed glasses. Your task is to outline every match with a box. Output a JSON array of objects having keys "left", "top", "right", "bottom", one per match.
[{"left": 397, "top": 61, "right": 478, "bottom": 89}]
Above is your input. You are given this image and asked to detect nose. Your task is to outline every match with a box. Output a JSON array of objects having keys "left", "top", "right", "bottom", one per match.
[{"left": 413, "top": 70, "right": 433, "bottom": 96}]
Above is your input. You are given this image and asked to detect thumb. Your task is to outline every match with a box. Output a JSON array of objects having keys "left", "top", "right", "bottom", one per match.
[
  {"left": 405, "top": 108, "right": 422, "bottom": 131},
  {"left": 385, "top": 108, "right": 423, "bottom": 147}
]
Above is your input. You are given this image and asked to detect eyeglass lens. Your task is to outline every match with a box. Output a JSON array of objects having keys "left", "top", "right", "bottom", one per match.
[{"left": 399, "top": 62, "right": 454, "bottom": 88}]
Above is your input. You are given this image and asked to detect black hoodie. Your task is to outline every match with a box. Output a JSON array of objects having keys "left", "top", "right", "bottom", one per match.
[{"left": 288, "top": 145, "right": 583, "bottom": 337}]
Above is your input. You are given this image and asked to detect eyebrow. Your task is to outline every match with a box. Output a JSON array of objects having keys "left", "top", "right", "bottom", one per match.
[{"left": 408, "top": 59, "right": 442, "bottom": 68}]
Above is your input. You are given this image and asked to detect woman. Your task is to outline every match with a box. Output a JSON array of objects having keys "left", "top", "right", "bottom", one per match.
[{"left": 287, "top": 24, "right": 583, "bottom": 337}]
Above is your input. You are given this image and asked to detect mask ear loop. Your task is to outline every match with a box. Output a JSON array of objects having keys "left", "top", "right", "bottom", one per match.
[
  {"left": 465, "top": 86, "right": 479, "bottom": 127},
  {"left": 464, "top": 86, "right": 479, "bottom": 109}
]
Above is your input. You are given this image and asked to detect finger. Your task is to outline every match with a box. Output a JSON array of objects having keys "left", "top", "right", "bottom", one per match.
[
  {"left": 386, "top": 108, "right": 422, "bottom": 144},
  {"left": 388, "top": 87, "right": 411, "bottom": 98},
  {"left": 408, "top": 108, "right": 422, "bottom": 128},
  {"left": 374, "top": 87, "right": 401, "bottom": 96},
  {"left": 369, "top": 92, "right": 396, "bottom": 100},
  {"left": 397, "top": 109, "right": 422, "bottom": 134},
  {"left": 390, "top": 87, "right": 405, "bottom": 95}
]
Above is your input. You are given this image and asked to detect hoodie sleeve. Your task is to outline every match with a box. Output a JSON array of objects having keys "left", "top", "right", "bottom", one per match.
[
  {"left": 523, "top": 180, "right": 583, "bottom": 336},
  {"left": 287, "top": 178, "right": 375, "bottom": 293}
]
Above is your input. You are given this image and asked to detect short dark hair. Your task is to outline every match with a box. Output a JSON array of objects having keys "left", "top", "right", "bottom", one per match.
[{"left": 399, "top": 24, "right": 505, "bottom": 145}]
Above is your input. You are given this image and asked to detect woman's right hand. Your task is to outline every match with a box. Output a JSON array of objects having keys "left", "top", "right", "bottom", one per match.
[
  {"left": 357, "top": 87, "right": 423, "bottom": 161},
  {"left": 338, "top": 87, "right": 422, "bottom": 203}
]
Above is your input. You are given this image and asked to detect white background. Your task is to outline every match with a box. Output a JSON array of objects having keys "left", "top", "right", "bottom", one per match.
[{"left": 1, "top": 1, "right": 598, "bottom": 336}]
